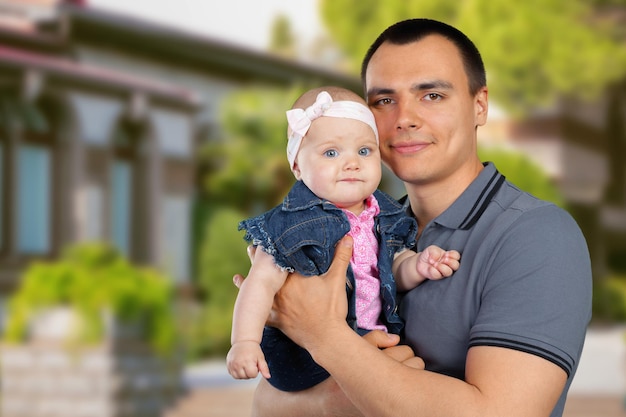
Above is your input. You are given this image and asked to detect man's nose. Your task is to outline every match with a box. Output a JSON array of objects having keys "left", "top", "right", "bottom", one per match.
[{"left": 396, "top": 97, "right": 423, "bottom": 131}]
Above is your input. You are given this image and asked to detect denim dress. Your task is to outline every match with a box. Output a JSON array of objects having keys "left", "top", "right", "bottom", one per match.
[{"left": 239, "top": 180, "right": 417, "bottom": 391}]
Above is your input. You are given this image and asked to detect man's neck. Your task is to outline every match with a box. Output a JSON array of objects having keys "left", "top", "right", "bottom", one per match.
[{"left": 407, "top": 161, "right": 484, "bottom": 233}]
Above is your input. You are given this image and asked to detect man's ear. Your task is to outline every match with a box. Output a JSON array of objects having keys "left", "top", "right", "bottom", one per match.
[{"left": 474, "top": 87, "right": 488, "bottom": 127}]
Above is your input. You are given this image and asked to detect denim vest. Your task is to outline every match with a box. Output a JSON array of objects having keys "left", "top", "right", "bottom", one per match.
[{"left": 239, "top": 180, "right": 417, "bottom": 334}]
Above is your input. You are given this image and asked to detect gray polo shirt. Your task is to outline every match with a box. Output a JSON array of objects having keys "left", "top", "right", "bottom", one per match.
[{"left": 399, "top": 162, "right": 592, "bottom": 417}]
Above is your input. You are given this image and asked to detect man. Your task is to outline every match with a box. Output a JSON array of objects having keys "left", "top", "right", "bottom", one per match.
[{"left": 245, "top": 18, "right": 592, "bottom": 417}]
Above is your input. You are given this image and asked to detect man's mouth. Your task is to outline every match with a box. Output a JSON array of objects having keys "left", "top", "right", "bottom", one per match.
[{"left": 391, "top": 142, "right": 430, "bottom": 154}]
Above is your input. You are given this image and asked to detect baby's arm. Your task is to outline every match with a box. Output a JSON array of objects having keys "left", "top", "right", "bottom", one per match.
[
  {"left": 392, "top": 245, "right": 460, "bottom": 291},
  {"left": 227, "top": 248, "right": 288, "bottom": 380}
]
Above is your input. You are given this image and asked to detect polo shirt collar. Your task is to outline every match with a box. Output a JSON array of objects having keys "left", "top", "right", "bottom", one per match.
[
  {"left": 435, "top": 162, "right": 505, "bottom": 230},
  {"left": 401, "top": 162, "right": 506, "bottom": 230}
]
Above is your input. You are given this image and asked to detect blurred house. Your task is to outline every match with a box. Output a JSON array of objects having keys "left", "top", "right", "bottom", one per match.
[
  {"left": 0, "top": 0, "right": 360, "bottom": 304},
  {"left": 0, "top": 0, "right": 623, "bottom": 309}
]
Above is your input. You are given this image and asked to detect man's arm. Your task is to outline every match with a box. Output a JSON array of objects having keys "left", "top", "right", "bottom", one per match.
[
  {"left": 252, "top": 328, "right": 420, "bottom": 417},
  {"left": 267, "top": 236, "right": 567, "bottom": 417},
  {"left": 252, "top": 367, "right": 359, "bottom": 417}
]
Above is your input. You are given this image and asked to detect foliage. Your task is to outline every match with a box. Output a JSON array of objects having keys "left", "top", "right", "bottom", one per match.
[
  {"left": 4, "top": 243, "right": 176, "bottom": 353},
  {"left": 478, "top": 146, "right": 564, "bottom": 206},
  {"left": 320, "top": 0, "right": 458, "bottom": 74},
  {"left": 456, "top": 0, "right": 626, "bottom": 114},
  {"left": 195, "top": 85, "right": 319, "bottom": 357},
  {"left": 593, "top": 274, "right": 626, "bottom": 322},
  {"left": 268, "top": 14, "right": 297, "bottom": 58},
  {"left": 319, "top": 0, "right": 626, "bottom": 115},
  {"left": 193, "top": 207, "right": 251, "bottom": 357},
  {"left": 200, "top": 85, "right": 304, "bottom": 214}
]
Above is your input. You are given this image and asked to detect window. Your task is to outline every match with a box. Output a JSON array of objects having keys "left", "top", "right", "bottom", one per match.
[
  {"left": 110, "top": 124, "right": 136, "bottom": 257},
  {"left": 161, "top": 195, "right": 190, "bottom": 283},
  {"left": 0, "top": 94, "right": 53, "bottom": 256},
  {"left": 151, "top": 109, "right": 192, "bottom": 158},
  {"left": 17, "top": 144, "right": 50, "bottom": 253},
  {"left": 110, "top": 160, "right": 132, "bottom": 256},
  {"left": 82, "top": 184, "right": 104, "bottom": 241}
]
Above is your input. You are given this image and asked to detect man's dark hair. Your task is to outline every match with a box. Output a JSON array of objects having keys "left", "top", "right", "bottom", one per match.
[{"left": 361, "top": 18, "right": 486, "bottom": 96}]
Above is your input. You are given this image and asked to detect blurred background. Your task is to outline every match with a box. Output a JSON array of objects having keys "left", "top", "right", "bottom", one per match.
[{"left": 0, "top": 0, "right": 624, "bottom": 416}]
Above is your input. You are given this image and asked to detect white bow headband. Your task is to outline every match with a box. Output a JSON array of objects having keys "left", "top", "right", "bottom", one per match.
[{"left": 286, "top": 91, "right": 378, "bottom": 170}]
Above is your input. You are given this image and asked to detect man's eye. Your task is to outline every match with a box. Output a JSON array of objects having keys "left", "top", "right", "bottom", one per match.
[
  {"left": 359, "top": 148, "right": 371, "bottom": 156},
  {"left": 324, "top": 149, "right": 338, "bottom": 157},
  {"left": 370, "top": 97, "right": 392, "bottom": 107},
  {"left": 424, "top": 93, "right": 442, "bottom": 101}
]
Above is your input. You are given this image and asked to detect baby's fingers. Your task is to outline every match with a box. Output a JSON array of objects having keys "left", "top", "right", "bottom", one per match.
[
  {"left": 447, "top": 250, "right": 461, "bottom": 261},
  {"left": 259, "top": 360, "right": 272, "bottom": 380},
  {"left": 430, "top": 264, "right": 454, "bottom": 279}
]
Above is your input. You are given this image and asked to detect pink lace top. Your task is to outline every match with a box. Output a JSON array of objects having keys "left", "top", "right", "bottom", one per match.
[{"left": 341, "top": 195, "right": 387, "bottom": 332}]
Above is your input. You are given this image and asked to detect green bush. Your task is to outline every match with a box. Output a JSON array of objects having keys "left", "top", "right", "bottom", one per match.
[
  {"left": 4, "top": 243, "right": 177, "bottom": 353},
  {"left": 183, "top": 207, "right": 250, "bottom": 359},
  {"left": 593, "top": 274, "right": 626, "bottom": 322},
  {"left": 478, "top": 146, "right": 564, "bottom": 206}
]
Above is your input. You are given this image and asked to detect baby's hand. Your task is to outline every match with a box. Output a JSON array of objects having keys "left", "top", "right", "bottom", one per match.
[
  {"left": 226, "top": 340, "right": 271, "bottom": 380},
  {"left": 417, "top": 245, "right": 461, "bottom": 280}
]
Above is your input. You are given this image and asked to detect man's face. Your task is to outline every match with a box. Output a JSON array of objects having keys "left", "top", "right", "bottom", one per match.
[{"left": 365, "top": 35, "right": 487, "bottom": 186}]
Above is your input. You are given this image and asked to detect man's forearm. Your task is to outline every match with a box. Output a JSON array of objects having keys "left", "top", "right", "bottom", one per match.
[
  {"left": 308, "top": 327, "right": 480, "bottom": 417},
  {"left": 308, "top": 325, "right": 565, "bottom": 417}
]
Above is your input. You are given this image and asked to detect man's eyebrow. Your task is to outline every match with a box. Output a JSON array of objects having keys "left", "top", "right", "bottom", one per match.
[
  {"left": 367, "top": 81, "right": 454, "bottom": 99},
  {"left": 411, "top": 80, "right": 454, "bottom": 91},
  {"left": 366, "top": 87, "right": 394, "bottom": 98}
]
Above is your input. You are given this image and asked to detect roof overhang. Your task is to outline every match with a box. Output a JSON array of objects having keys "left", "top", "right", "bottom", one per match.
[
  {"left": 0, "top": 44, "right": 200, "bottom": 109},
  {"left": 62, "top": 4, "right": 361, "bottom": 92}
]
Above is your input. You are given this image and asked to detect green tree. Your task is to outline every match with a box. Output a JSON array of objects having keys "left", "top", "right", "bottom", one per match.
[
  {"left": 269, "top": 14, "right": 297, "bottom": 58},
  {"left": 195, "top": 85, "right": 318, "bottom": 356},
  {"left": 320, "top": 0, "right": 626, "bottom": 114},
  {"left": 478, "top": 146, "right": 564, "bottom": 206},
  {"left": 193, "top": 207, "right": 250, "bottom": 356},
  {"left": 200, "top": 85, "right": 304, "bottom": 213}
]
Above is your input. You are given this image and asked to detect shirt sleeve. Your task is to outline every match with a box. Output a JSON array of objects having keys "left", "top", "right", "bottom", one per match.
[{"left": 469, "top": 204, "right": 592, "bottom": 376}]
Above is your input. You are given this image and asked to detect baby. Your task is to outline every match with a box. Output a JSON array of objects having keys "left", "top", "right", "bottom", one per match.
[{"left": 227, "top": 86, "right": 460, "bottom": 391}]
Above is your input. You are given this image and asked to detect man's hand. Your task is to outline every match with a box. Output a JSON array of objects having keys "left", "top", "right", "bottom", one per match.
[
  {"left": 363, "top": 330, "right": 426, "bottom": 370},
  {"left": 269, "top": 236, "right": 354, "bottom": 348},
  {"left": 251, "top": 329, "right": 425, "bottom": 417}
]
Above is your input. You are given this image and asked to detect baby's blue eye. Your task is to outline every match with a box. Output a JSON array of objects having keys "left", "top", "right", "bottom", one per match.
[
  {"left": 359, "top": 148, "right": 371, "bottom": 156},
  {"left": 324, "top": 149, "right": 338, "bottom": 158}
]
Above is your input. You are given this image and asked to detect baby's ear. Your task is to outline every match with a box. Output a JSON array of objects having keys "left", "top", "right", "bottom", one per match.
[{"left": 292, "top": 162, "right": 302, "bottom": 180}]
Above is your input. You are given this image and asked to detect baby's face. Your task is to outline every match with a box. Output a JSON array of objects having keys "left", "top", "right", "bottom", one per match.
[{"left": 293, "top": 116, "right": 382, "bottom": 215}]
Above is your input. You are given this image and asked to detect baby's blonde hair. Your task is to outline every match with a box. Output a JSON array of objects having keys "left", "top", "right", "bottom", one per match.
[
  {"left": 288, "top": 87, "right": 367, "bottom": 139},
  {"left": 291, "top": 86, "right": 366, "bottom": 111}
]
